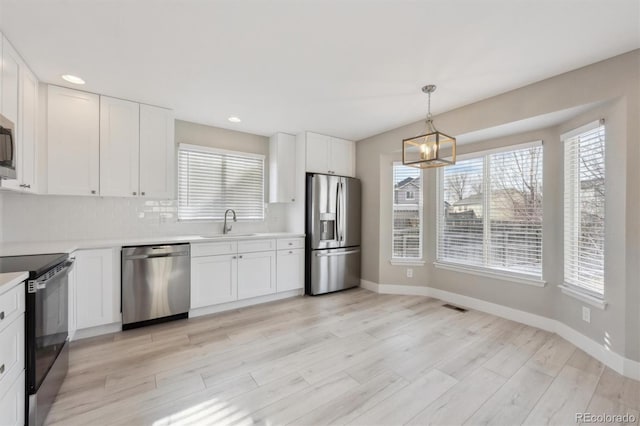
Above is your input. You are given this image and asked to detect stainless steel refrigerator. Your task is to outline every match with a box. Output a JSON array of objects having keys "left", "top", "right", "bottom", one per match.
[{"left": 306, "top": 173, "right": 361, "bottom": 295}]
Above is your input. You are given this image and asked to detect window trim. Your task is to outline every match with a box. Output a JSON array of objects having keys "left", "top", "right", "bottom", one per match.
[
  {"left": 434, "top": 261, "right": 547, "bottom": 287},
  {"left": 561, "top": 119, "right": 606, "bottom": 302},
  {"left": 391, "top": 161, "right": 424, "bottom": 262},
  {"left": 177, "top": 143, "right": 266, "bottom": 222},
  {"left": 436, "top": 140, "right": 544, "bottom": 279}
]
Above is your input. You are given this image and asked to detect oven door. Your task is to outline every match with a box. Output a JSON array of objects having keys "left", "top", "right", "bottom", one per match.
[
  {"left": 26, "top": 259, "right": 72, "bottom": 393},
  {"left": 0, "top": 113, "right": 16, "bottom": 180}
]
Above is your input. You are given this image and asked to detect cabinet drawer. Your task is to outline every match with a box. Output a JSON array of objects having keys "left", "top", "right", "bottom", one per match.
[
  {"left": 192, "top": 241, "right": 238, "bottom": 257},
  {"left": 238, "top": 239, "right": 276, "bottom": 253},
  {"left": 0, "top": 314, "right": 24, "bottom": 395},
  {"left": 0, "top": 370, "right": 25, "bottom": 426},
  {"left": 276, "top": 238, "right": 304, "bottom": 250},
  {"left": 0, "top": 284, "right": 25, "bottom": 335}
]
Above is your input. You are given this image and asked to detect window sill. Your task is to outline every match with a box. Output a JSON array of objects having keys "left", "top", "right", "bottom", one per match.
[
  {"left": 390, "top": 259, "right": 426, "bottom": 266},
  {"left": 433, "top": 261, "right": 546, "bottom": 288},
  {"left": 559, "top": 284, "right": 607, "bottom": 310}
]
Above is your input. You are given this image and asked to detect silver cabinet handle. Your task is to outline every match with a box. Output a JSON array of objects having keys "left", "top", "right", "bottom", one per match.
[
  {"left": 232, "top": 256, "right": 237, "bottom": 259},
  {"left": 239, "top": 255, "right": 243, "bottom": 259},
  {"left": 288, "top": 242, "right": 293, "bottom": 246},
  {"left": 141, "top": 192, "right": 145, "bottom": 196},
  {"left": 0, "top": 364, "right": 4, "bottom": 374},
  {"left": 289, "top": 251, "right": 293, "bottom": 254},
  {"left": 91, "top": 190, "right": 97, "bottom": 194},
  {"left": 0, "top": 311, "right": 4, "bottom": 320},
  {"left": 133, "top": 191, "right": 137, "bottom": 196}
]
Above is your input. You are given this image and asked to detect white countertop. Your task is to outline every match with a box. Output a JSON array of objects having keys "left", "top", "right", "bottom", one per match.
[
  {"left": 0, "top": 271, "right": 29, "bottom": 295},
  {"left": 0, "top": 233, "right": 305, "bottom": 256}
]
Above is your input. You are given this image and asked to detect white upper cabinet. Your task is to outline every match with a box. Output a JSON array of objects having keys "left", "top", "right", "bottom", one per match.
[
  {"left": 269, "top": 132, "right": 296, "bottom": 203},
  {"left": 99, "top": 96, "right": 140, "bottom": 197},
  {"left": 0, "top": 35, "right": 39, "bottom": 194},
  {"left": 139, "top": 104, "right": 175, "bottom": 199},
  {"left": 305, "top": 132, "right": 355, "bottom": 177},
  {"left": 17, "top": 66, "right": 38, "bottom": 193},
  {"left": 1, "top": 36, "right": 19, "bottom": 124},
  {"left": 47, "top": 86, "right": 100, "bottom": 196},
  {"left": 305, "top": 132, "right": 330, "bottom": 174}
]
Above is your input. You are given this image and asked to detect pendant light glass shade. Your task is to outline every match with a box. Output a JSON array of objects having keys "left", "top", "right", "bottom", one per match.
[{"left": 403, "top": 85, "right": 456, "bottom": 169}]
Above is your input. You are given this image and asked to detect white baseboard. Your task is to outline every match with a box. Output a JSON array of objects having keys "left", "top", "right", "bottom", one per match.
[
  {"left": 360, "top": 281, "right": 640, "bottom": 381},
  {"left": 189, "top": 289, "right": 303, "bottom": 318},
  {"left": 71, "top": 322, "right": 122, "bottom": 341}
]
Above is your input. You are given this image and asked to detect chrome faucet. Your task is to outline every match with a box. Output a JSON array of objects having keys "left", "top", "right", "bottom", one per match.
[{"left": 223, "top": 209, "right": 237, "bottom": 234}]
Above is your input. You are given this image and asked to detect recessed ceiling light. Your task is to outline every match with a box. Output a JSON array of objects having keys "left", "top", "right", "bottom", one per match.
[
  {"left": 62, "top": 74, "right": 85, "bottom": 85},
  {"left": 228, "top": 116, "right": 241, "bottom": 123}
]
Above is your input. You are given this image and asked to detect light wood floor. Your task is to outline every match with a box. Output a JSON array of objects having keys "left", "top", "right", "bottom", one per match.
[{"left": 48, "top": 289, "right": 640, "bottom": 426}]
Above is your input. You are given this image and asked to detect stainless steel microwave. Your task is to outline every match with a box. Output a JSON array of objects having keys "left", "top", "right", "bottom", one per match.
[{"left": 0, "top": 113, "right": 16, "bottom": 179}]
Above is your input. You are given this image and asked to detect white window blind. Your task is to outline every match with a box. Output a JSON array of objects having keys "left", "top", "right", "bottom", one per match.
[
  {"left": 178, "top": 144, "right": 265, "bottom": 221},
  {"left": 563, "top": 121, "right": 605, "bottom": 296},
  {"left": 392, "top": 163, "right": 422, "bottom": 259},
  {"left": 437, "top": 142, "right": 543, "bottom": 278}
]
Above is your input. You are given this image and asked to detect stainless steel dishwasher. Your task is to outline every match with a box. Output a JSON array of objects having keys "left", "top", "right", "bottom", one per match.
[{"left": 122, "top": 244, "right": 190, "bottom": 329}]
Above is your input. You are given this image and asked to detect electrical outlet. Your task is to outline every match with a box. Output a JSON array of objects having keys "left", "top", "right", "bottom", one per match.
[
  {"left": 406, "top": 268, "right": 413, "bottom": 278},
  {"left": 582, "top": 306, "right": 591, "bottom": 323}
]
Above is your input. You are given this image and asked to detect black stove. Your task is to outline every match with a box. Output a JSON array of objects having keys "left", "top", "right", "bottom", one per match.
[
  {"left": 0, "top": 252, "right": 71, "bottom": 426},
  {"left": 0, "top": 253, "right": 67, "bottom": 278}
]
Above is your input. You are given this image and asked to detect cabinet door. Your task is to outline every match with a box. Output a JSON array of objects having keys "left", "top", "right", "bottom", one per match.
[
  {"left": 1, "top": 36, "right": 19, "bottom": 124},
  {"left": 276, "top": 248, "right": 304, "bottom": 292},
  {"left": 74, "top": 248, "right": 117, "bottom": 329},
  {"left": 191, "top": 254, "right": 237, "bottom": 308},
  {"left": 305, "top": 132, "right": 330, "bottom": 174},
  {"left": 237, "top": 251, "right": 276, "bottom": 299},
  {"left": 100, "top": 96, "right": 140, "bottom": 197},
  {"left": 269, "top": 133, "right": 296, "bottom": 203},
  {"left": 68, "top": 257, "right": 77, "bottom": 340},
  {"left": 329, "top": 137, "right": 355, "bottom": 177},
  {"left": 18, "top": 65, "right": 38, "bottom": 192},
  {"left": 0, "top": 371, "right": 24, "bottom": 426},
  {"left": 47, "top": 86, "right": 100, "bottom": 196},
  {"left": 139, "top": 104, "right": 175, "bottom": 199}
]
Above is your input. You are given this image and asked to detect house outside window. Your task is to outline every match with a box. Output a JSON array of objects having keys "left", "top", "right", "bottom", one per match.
[
  {"left": 393, "top": 163, "right": 423, "bottom": 260},
  {"left": 437, "top": 142, "right": 543, "bottom": 278}
]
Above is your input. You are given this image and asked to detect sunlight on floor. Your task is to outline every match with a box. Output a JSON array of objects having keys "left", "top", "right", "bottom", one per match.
[{"left": 152, "top": 397, "right": 265, "bottom": 426}]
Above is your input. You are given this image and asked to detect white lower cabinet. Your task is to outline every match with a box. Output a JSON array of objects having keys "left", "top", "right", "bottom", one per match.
[
  {"left": 276, "top": 248, "right": 305, "bottom": 292},
  {"left": 237, "top": 251, "right": 276, "bottom": 300},
  {"left": 73, "top": 248, "right": 120, "bottom": 330},
  {"left": 190, "top": 237, "right": 304, "bottom": 311},
  {"left": 191, "top": 254, "right": 238, "bottom": 308},
  {"left": 0, "top": 371, "right": 24, "bottom": 426},
  {"left": 0, "top": 281, "right": 25, "bottom": 426}
]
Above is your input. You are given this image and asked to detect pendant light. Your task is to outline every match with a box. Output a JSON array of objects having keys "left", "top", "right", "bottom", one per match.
[{"left": 402, "top": 84, "right": 456, "bottom": 168}]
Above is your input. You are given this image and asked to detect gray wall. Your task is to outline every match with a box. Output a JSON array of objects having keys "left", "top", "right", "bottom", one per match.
[{"left": 356, "top": 50, "right": 640, "bottom": 362}]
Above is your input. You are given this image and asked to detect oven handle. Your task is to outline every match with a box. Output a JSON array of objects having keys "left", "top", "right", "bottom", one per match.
[{"left": 29, "top": 259, "right": 74, "bottom": 292}]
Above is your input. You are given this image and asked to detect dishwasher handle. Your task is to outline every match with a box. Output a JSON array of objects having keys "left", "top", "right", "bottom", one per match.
[{"left": 124, "top": 252, "right": 189, "bottom": 260}]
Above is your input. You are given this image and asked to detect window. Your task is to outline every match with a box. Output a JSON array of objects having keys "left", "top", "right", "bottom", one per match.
[
  {"left": 392, "top": 163, "right": 423, "bottom": 259},
  {"left": 563, "top": 121, "right": 605, "bottom": 297},
  {"left": 178, "top": 144, "right": 265, "bottom": 221},
  {"left": 437, "top": 142, "right": 543, "bottom": 278}
]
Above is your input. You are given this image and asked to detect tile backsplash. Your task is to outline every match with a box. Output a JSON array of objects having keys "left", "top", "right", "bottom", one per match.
[{"left": 0, "top": 192, "right": 291, "bottom": 243}]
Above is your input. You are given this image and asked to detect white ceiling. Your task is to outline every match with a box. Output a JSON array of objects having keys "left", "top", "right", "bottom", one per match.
[{"left": 1, "top": 0, "right": 638, "bottom": 141}]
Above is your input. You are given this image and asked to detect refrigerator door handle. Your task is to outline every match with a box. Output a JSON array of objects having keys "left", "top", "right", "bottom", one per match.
[
  {"left": 340, "top": 181, "right": 345, "bottom": 242},
  {"left": 316, "top": 249, "right": 360, "bottom": 257},
  {"left": 335, "top": 180, "right": 341, "bottom": 242}
]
